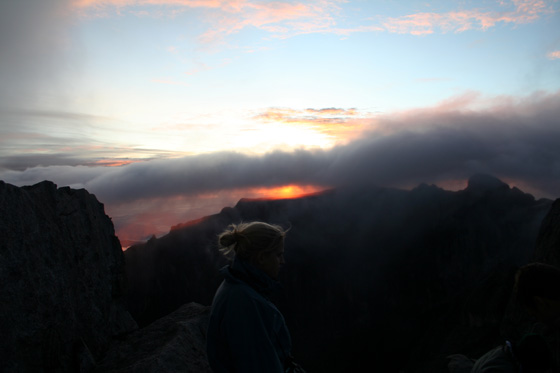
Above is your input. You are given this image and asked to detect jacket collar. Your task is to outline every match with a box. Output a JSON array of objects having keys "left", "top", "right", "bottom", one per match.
[{"left": 221, "top": 257, "right": 281, "bottom": 298}]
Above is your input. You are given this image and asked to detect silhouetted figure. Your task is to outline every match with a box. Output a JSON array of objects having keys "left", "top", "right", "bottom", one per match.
[
  {"left": 468, "top": 263, "right": 560, "bottom": 373},
  {"left": 206, "top": 222, "right": 304, "bottom": 373}
]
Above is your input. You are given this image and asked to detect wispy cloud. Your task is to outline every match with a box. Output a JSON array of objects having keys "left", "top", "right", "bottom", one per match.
[
  {"left": 254, "top": 107, "right": 373, "bottom": 142},
  {"left": 0, "top": 108, "right": 179, "bottom": 171},
  {"left": 2, "top": 108, "right": 113, "bottom": 122},
  {"left": 195, "top": 0, "right": 344, "bottom": 42},
  {"left": 73, "top": 0, "right": 344, "bottom": 39},
  {"left": 547, "top": 50, "right": 560, "bottom": 60},
  {"left": 380, "top": 0, "right": 553, "bottom": 35},
  {"left": 72, "top": 0, "right": 556, "bottom": 42},
  {"left": 255, "top": 107, "right": 360, "bottom": 123}
]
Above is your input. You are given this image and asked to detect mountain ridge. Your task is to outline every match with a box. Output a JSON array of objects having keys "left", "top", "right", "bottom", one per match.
[
  {"left": 123, "top": 173, "right": 554, "bottom": 371},
  {"left": 1, "top": 175, "right": 558, "bottom": 372}
]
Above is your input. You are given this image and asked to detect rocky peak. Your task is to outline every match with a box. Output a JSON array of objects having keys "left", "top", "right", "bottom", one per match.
[
  {"left": 0, "top": 181, "right": 137, "bottom": 372},
  {"left": 466, "top": 173, "right": 510, "bottom": 191}
]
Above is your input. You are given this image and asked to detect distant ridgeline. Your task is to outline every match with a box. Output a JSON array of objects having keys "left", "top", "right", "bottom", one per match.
[
  {"left": 124, "top": 174, "right": 557, "bottom": 372},
  {"left": 2, "top": 175, "right": 558, "bottom": 372}
]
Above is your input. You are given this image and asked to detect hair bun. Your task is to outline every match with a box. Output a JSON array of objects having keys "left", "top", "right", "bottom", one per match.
[
  {"left": 219, "top": 232, "right": 237, "bottom": 248},
  {"left": 218, "top": 222, "right": 286, "bottom": 259}
]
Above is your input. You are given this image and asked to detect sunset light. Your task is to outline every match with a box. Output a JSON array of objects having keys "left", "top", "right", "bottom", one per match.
[
  {"left": 1, "top": 0, "right": 559, "bottom": 247},
  {"left": 4, "top": 3, "right": 560, "bottom": 373},
  {"left": 249, "top": 184, "right": 328, "bottom": 200},
  {"left": 94, "top": 159, "right": 141, "bottom": 167}
]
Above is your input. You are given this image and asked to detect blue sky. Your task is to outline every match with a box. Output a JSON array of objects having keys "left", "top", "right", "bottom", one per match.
[
  {"left": 1, "top": 0, "right": 559, "bottom": 245},
  {"left": 72, "top": 0, "right": 559, "bottom": 113}
]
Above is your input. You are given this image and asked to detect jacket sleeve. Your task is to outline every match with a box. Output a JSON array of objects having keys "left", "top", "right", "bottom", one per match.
[
  {"left": 222, "top": 289, "right": 285, "bottom": 373},
  {"left": 471, "top": 346, "right": 518, "bottom": 373}
]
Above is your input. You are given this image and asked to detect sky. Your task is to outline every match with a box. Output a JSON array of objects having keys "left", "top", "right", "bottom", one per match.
[{"left": 1, "top": 0, "right": 559, "bottom": 247}]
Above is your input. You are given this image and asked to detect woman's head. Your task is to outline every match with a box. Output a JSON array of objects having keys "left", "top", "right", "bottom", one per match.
[
  {"left": 514, "top": 262, "right": 560, "bottom": 324},
  {"left": 218, "top": 221, "right": 287, "bottom": 279}
]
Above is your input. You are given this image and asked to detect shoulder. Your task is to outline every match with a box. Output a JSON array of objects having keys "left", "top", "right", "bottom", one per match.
[
  {"left": 219, "top": 278, "right": 266, "bottom": 303},
  {"left": 212, "top": 279, "right": 272, "bottom": 315},
  {"left": 471, "top": 345, "right": 518, "bottom": 373}
]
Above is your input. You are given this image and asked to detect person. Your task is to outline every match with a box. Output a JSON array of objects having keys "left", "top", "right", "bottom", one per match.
[
  {"left": 468, "top": 263, "right": 560, "bottom": 373},
  {"left": 206, "top": 221, "right": 302, "bottom": 373}
]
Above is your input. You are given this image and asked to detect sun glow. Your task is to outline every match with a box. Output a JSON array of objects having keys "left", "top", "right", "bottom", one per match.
[
  {"left": 248, "top": 184, "right": 328, "bottom": 200},
  {"left": 112, "top": 184, "right": 329, "bottom": 250},
  {"left": 94, "top": 159, "right": 141, "bottom": 167}
]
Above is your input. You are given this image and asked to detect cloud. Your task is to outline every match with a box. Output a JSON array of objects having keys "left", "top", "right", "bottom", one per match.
[
  {"left": 2, "top": 109, "right": 113, "bottom": 122},
  {"left": 73, "top": 0, "right": 344, "bottom": 40},
  {"left": 253, "top": 107, "right": 373, "bottom": 141},
  {"left": 3, "top": 90, "right": 559, "bottom": 241},
  {"left": 195, "top": 0, "right": 344, "bottom": 42},
  {"left": 3, "top": 90, "right": 560, "bottom": 205},
  {"left": 547, "top": 50, "right": 560, "bottom": 60},
  {"left": 71, "top": 0, "right": 556, "bottom": 44},
  {"left": 380, "top": 0, "right": 553, "bottom": 35},
  {"left": 254, "top": 107, "right": 360, "bottom": 124}
]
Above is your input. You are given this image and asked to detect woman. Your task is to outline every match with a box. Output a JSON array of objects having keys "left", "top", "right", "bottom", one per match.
[{"left": 206, "top": 221, "right": 299, "bottom": 372}]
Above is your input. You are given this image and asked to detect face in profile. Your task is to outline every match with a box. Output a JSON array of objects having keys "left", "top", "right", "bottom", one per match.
[
  {"left": 533, "top": 296, "right": 560, "bottom": 325},
  {"left": 257, "top": 244, "right": 285, "bottom": 280}
]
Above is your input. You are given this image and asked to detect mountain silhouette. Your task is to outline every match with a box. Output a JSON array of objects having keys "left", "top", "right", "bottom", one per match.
[{"left": 124, "top": 174, "right": 553, "bottom": 371}]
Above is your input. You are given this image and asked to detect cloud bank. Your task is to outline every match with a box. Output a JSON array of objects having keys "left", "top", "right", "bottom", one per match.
[{"left": 2, "top": 91, "right": 559, "bottom": 204}]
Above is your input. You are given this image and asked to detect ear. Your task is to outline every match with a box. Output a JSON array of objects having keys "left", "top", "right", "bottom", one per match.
[
  {"left": 534, "top": 296, "right": 547, "bottom": 310},
  {"left": 255, "top": 251, "right": 266, "bottom": 265}
]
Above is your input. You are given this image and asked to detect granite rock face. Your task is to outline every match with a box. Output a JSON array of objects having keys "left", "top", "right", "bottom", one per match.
[
  {"left": 0, "top": 181, "right": 137, "bottom": 372},
  {"left": 96, "top": 302, "right": 211, "bottom": 373}
]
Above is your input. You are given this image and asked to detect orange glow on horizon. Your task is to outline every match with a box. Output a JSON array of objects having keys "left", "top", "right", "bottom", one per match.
[
  {"left": 248, "top": 184, "right": 328, "bottom": 200},
  {"left": 112, "top": 184, "right": 330, "bottom": 250},
  {"left": 95, "top": 159, "right": 140, "bottom": 167}
]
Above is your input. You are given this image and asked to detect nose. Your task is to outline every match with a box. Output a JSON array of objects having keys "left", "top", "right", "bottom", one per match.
[{"left": 280, "top": 254, "right": 285, "bottom": 265}]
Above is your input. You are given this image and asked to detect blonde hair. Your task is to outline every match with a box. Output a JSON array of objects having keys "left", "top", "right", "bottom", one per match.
[{"left": 218, "top": 222, "right": 287, "bottom": 260}]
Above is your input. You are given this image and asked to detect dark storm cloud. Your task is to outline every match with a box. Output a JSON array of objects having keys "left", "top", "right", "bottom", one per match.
[
  {"left": 0, "top": 154, "right": 90, "bottom": 172},
  {"left": 2, "top": 109, "right": 113, "bottom": 122}
]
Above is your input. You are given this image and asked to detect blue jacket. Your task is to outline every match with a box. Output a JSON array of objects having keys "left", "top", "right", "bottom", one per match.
[{"left": 206, "top": 258, "right": 292, "bottom": 373}]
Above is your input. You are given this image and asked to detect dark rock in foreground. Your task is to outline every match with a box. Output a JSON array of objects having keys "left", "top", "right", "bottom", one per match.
[
  {"left": 4, "top": 175, "right": 555, "bottom": 372},
  {"left": 534, "top": 198, "right": 560, "bottom": 269},
  {"left": 0, "top": 181, "right": 137, "bottom": 372},
  {"left": 96, "top": 303, "right": 211, "bottom": 373}
]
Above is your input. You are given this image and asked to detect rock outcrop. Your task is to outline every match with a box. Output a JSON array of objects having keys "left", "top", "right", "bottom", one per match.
[
  {"left": 95, "top": 303, "right": 211, "bottom": 373},
  {"left": 534, "top": 198, "right": 560, "bottom": 269},
  {"left": 0, "top": 181, "right": 137, "bottom": 372},
  {"left": 447, "top": 198, "right": 560, "bottom": 372}
]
